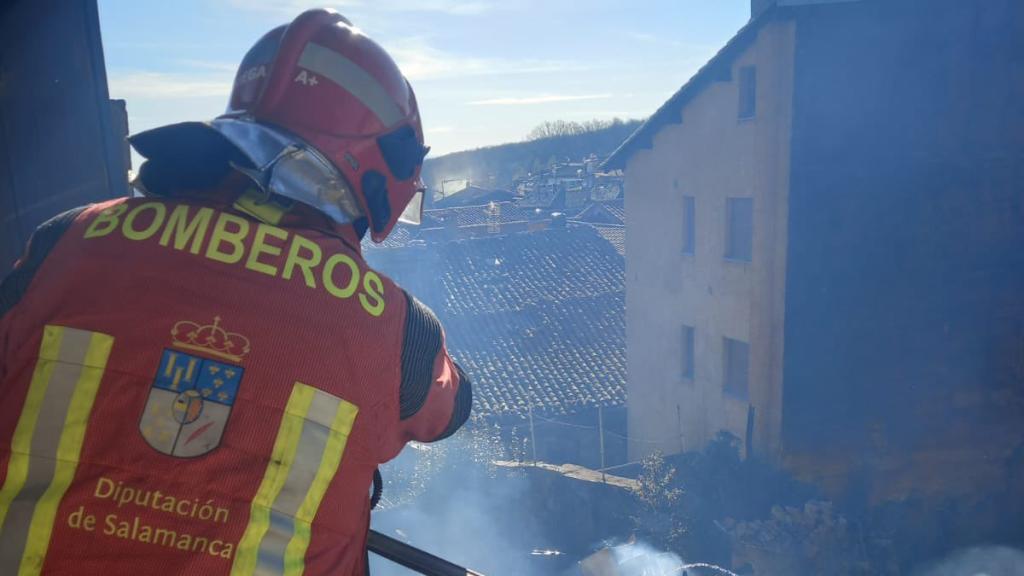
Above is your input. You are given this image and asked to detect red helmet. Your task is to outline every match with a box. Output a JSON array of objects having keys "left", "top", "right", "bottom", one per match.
[{"left": 131, "top": 9, "right": 428, "bottom": 242}]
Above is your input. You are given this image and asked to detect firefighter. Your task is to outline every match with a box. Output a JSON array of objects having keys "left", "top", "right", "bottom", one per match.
[{"left": 0, "top": 8, "right": 471, "bottom": 575}]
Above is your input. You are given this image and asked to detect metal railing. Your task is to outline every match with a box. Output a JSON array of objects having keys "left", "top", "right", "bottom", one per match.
[{"left": 368, "top": 530, "right": 484, "bottom": 576}]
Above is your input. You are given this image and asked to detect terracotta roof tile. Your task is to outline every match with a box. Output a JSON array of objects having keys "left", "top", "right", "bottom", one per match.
[
  {"left": 593, "top": 226, "right": 625, "bottom": 256},
  {"left": 365, "top": 225, "right": 625, "bottom": 417}
]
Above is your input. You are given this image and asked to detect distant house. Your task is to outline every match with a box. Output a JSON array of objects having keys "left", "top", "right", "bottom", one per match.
[
  {"left": 422, "top": 201, "right": 547, "bottom": 228},
  {"left": 605, "top": 0, "right": 1024, "bottom": 500},
  {"left": 515, "top": 157, "right": 624, "bottom": 212},
  {"left": 406, "top": 201, "right": 557, "bottom": 243},
  {"left": 572, "top": 201, "right": 624, "bottom": 227},
  {"left": 589, "top": 172, "right": 624, "bottom": 202},
  {"left": 571, "top": 200, "right": 625, "bottom": 257},
  {"left": 365, "top": 224, "right": 627, "bottom": 469},
  {"left": 431, "top": 184, "right": 516, "bottom": 209},
  {"left": 396, "top": 197, "right": 626, "bottom": 257}
]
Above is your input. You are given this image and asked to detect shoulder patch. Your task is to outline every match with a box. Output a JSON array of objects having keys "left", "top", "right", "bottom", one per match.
[
  {"left": 398, "top": 291, "right": 443, "bottom": 420},
  {"left": 1, "top": 205, "right": 89, "bottom": 318}
]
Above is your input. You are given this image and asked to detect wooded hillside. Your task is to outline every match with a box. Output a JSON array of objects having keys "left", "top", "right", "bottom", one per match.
[{"left": 421, "top": 118, "right": 642, "bottom": 196}]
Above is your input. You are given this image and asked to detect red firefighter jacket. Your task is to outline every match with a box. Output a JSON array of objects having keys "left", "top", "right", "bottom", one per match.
[{"left": 0, "top": 195, "right": 472, "bottom": 575}]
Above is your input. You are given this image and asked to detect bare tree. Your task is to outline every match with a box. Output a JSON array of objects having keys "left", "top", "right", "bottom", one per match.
[{"left": 526, "top": 118, "right": 627, "bottom": 141}]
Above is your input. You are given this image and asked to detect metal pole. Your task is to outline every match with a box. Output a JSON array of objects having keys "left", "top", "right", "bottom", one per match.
[
  {"left": 528, "top": 403, "right": 537, "bottom": 463},
  {"left": 598, "top": 405, "right": 606, "bottom": 482},
  {"left": 368, "top": 530, "right": 485, "bottom": 576}
]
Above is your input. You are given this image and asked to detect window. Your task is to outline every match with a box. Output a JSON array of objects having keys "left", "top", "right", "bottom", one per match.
[
  {"left": 738, "top": 66, "right": 757, "bottom": 120},
  {"left": 682, "top": 196, "right": 695, "bottom": 255},
  {"left": 723, "top": 337, "right": 750, "bottom": 397},
  {"left": 682, "top": 325, "right": 695, "bottom": 379},
  {"left": 725, "top": 197, "right": 753, "bottom": 262}
]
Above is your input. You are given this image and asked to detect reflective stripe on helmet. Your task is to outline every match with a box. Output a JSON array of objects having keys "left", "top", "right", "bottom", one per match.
[{"left": 297, "top": 43, "right": 404, "bottom": 128}]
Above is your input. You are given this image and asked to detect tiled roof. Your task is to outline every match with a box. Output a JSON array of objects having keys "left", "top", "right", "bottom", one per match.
[
  {"left": 572, "top": 201, "right": 625, "bottom": 226},
  {"left": 518, "top": 187, "right": 591, "bottom": 213},
  {"left": 517, "top": 187, "right": 560, "bottom": 209},
  {"left": 367, "top": 225, "right": 418, "bottom": 249},
  {"left": 421, "top": 202, "right": 546, "bottom": 228},
  {"left": 431, "top": 186, "right": 516, "bottom": 208},
  {"left": 364, "top": 225, "right": 625, "bottom": 417},
  {"left": 593, "top": 225, "right": 625, "bottom": 256},
  {"left": 604, "top": 201, "right": 625, "bottom": 223},
  {"left": 570, "top": 200, "right": 625, "bottom": 255}
]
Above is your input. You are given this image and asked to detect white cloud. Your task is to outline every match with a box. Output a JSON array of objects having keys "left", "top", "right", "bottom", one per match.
[
  {"left": 223, "top": 0, "right": 495, "bottom": 16},
  {"left": 386, "top": 0, "right": 493, "bottom": 15},
  {"left": 175, "top": 60, "right": 239, "bottom": 73},
  {"left": 222, "top": 0, "right": 354, "bottom": 17},
  {"left": 107, "top": 37, "right": 583, "bottom": 103},
  {"left": 622, "top": 31, "right": 686, "bottom": 48},
  {"left": 108, "top": 71, "right": 231, "bottom": 99},
  {"left": 389, "top": 38, "right": 585, "bottom": 82},
  {"left": 467, "top": 94, "right": 614, "bottom": 106}
]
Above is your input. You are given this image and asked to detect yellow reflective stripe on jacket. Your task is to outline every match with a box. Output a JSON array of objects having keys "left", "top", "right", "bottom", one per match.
[
  {"left": 232, "top": 384, "right": 314, "bottom": 576},
  {"left": 232, "top": 383, "right": 359, "bottom": 576},
  {"left": 283, "top": 397, "right": 359, "bottom": 575},
  {"left": 0, "top": 327, "right": 63, "bottom": 530},
  {"left": 0, "top": 326, "right": 113, "bottom": 576}
]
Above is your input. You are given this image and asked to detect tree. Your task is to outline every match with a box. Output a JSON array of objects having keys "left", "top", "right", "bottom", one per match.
[
  {"left": 527, "top": 120, "right": 584, "bottom": 140},
  {"left": 422, "top": 118, "right": 644, "bottom": 191},
  {"left": 525, "top": 118, "right": 627, "bottom": 141},
  {"left": 632, "top": 451, "right": 688, "bottom": 552}
]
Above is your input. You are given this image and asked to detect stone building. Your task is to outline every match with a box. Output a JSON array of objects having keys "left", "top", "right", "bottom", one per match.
[{"left": 605, "top": 0, "right": 1024, "bottom": 499}]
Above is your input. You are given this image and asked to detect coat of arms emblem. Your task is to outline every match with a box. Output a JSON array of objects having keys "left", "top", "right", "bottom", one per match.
[{"left": 140, "top": 316, "right": 249, "bottom": 457}]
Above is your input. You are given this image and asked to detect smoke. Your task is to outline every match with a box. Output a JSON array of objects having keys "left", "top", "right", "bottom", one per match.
[
  {"left": 916, "top": 546, "right": 1024, "bottom": 576},
  {"left": 366, "top": 419, "right": 744, "bottom": 576},
  {"left": 369, "top": 423, "right": 548, "bottom": 576},
  {"left": 606, "top": 541, "right": 683, "bottom": 576},
  {"left": 579, "top": 540, "right": 739, "bottom": 576}
]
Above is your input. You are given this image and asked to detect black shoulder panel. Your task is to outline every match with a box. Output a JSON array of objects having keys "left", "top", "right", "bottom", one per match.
[
  {"left": 0, "top": 205, "right": 88, "bottom": 319},
  {"left": 433, "top": 362, "right": 473, "bottom": 441},
  {"left": 398, "top": 291, "right": 443, "bottom": 420}
]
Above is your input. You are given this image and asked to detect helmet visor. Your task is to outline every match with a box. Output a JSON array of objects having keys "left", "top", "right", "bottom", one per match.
[
  {"left": 377, "top": 124, "right": 429, "bottom": 181},
  {"left": 398, "top": 184, "right": 424, "bottom": 225}
]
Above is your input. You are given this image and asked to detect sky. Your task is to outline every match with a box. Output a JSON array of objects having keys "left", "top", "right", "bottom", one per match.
[{"left": 98, "top": 1, "right": 750, "bottom": 157}]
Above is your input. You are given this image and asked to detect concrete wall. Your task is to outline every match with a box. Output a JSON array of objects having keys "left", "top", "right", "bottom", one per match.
[
  {"left": 625, "top": 19, "right": 796, "bottom": 461},
  {"left": 0, "top": 0, "right": 127, "bottom": 270},
  {"left": 781, "top": 0, "right": 1024, "bottom": 501}
]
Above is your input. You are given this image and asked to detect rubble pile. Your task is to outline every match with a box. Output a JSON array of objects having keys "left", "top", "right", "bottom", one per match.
[
  {"left": 723, "top": 500, "right": 847, "bottom": 552},
  {"left": 722, "top": 500, "right": 866, "bottom": 575}
]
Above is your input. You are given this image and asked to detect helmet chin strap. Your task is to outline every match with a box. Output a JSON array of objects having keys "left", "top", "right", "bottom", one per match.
[{"left": 212, "top": 118, "right": 364, "bottom": 226}]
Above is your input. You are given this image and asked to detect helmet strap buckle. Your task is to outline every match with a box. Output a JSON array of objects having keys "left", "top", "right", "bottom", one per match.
[{"left": 229, "top": 160, "right": 272, "bottom": 202}]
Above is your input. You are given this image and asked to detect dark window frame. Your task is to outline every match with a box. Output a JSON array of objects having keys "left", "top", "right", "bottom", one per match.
[
  {"left": 682, "top": 195, "right": 695, "bottom": 255},
  {"left": 682, "top": 324, "right": 695, "bottom": 380},
  {"left": 723, "top": 337, "right": 750, "bottom": 398},
  {"left": 725, "top": 197, "right": 753, "bottom": 262},
  {"left": 738, "top": 65, "right": 757, "bottom": 120}
]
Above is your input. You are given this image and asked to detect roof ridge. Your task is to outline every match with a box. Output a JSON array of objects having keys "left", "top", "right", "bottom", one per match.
[{"left": 603, "top": 6, "right": 781, "bottom": 170}]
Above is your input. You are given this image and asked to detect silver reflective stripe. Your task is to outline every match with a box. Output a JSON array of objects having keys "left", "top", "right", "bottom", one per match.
[
  {"left": 233, "top": 383, "right": 358, "bottom": 576},
  {"left": 0, "top": 327, "right": 112, "bottom": 576},
  {"left": 297, "top": 42, "right": 404, "bottom": 127},
  {"left": 252, "top": 388, "right": 347, "bottom": 576},
  {"left": 254, "top": 421, "right": 329, "bottom": 574}
]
